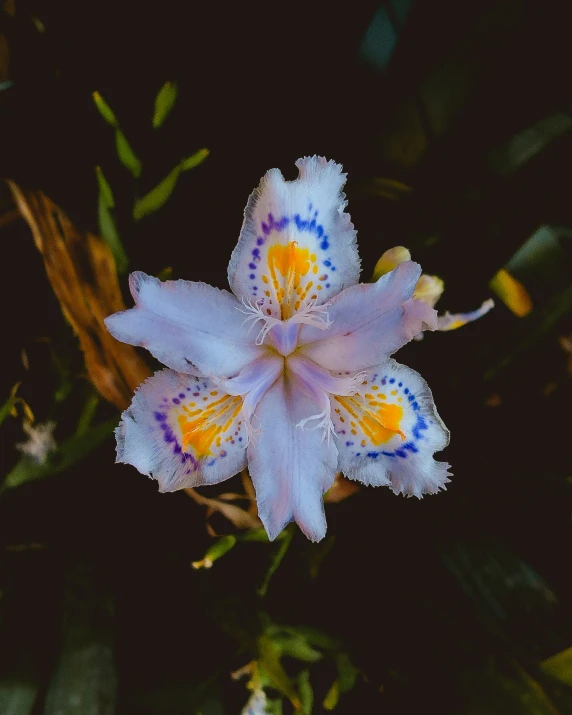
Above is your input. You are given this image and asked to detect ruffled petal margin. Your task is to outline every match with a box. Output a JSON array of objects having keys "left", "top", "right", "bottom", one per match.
[
  {"left": 105, "top": 272, "right": 265, "bottom": 378},
  {"left": 116, "top": 369, "right": 248, "bottom": 491},
  {"left": 298, "top": 262, "right": 437, "bottom": 371},
  {"left": 228, "top": 156, "right": 360, "bottom": 319},
  {"left": 332, "top": 359, "right": 451, "bottom": 497}
]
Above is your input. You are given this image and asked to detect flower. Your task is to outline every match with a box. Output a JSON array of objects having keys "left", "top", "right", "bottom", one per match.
[
  {"left": 374, "top": 246, "right": 494, "bottom": 333},
  {"left": 105, "top": 157, "right": 450, "bottom": 541},
  {"left": 241, "top": 689, "right": 268, "bottom": 715},
  {"left": 16, "top": 420, "right": 56, "bottom": 464}
]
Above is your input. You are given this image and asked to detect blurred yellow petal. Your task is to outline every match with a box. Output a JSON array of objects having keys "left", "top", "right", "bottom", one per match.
[
  {"left": 371, "top": 245, "right": 411, "bottom": 281},
  {"left": 489, "top": 268, "right": 532, "bottom": 317}
]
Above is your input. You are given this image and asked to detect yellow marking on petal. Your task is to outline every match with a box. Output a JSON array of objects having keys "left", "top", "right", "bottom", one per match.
[
  {"left": 266, "top": 241, "right": 319, "bottom": 319},
  {"left": 177, "top": 394, "right": 242, "bottom": 458},
  {"left": 262, "top": 275, "right": 269, "bottom": 283},
  {"left": 334, "top": 395, "right": 406, "bottom": 446}
]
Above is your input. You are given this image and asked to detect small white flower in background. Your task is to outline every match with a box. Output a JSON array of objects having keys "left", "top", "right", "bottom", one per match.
[
  {"left": 373, "top": 245, "right": 494, "bottom": 335},
  {"left": 241, "top": 689, "right": 268, "bottom": 715},
  {"left": 106, "top": 157, "right": 452, "bottom": 542},
  {"left": 16, "top": 421, "right": 56, "bottom": 464}
]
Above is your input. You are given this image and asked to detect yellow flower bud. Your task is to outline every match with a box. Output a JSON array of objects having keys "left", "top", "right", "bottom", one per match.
[
  {"left": 413, "top": 273, "right": 445, "bottom": 308},
  {"left": 371, "top": 246, "right": 411, "bottom": 281}
]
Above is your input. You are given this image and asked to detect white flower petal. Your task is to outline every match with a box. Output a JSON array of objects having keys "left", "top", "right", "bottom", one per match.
[
  {"left": 437, "top": 298, "right": 495, "bottom": 331},
  {"left": 247, "top": 373, "right": 338, "bottom": 542},
  {"left": 298, "top": 261, "right": 437, "bottom": 371},
  {"left": 228, "top": 156, "right": 360, "bottom": 321},
  {"left": 116, "top": 369, "right": 248, "bottom": 491},
  {"left": 332, "top": 359, "right": 450, "bottom": 497},
  {"left": 105, "top": 272, "right": 265, "bottom": 378}
]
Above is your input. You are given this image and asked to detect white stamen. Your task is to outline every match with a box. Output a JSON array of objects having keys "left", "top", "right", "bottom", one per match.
[
  {"left": 236, "top": 297, "right": 281, "bottom": 345},
  {"left": 240, "top": 409, "right": 261, "bottom": 447},
  {"left": 343, "top": 371, "right": 368, "bottom": 396},
  {"left": 237, "top": 297, "right": 333, "bottom": 345},
  {"left": 288, "top": 300, "right": 333, "bottom": 330},
  {"left": 296, "top": 393, "right": 336, "bottom": 444}
]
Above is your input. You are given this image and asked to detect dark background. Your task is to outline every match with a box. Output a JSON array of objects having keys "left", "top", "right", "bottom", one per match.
[{"left": 1, "top": 1, "right": 571, "bottom": 713}]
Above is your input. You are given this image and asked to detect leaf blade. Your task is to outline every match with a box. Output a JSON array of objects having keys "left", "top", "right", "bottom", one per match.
[
  {"left": 115, "top": 129, "right": 142, "bottom": 178},
  {"left": 152, "top": 80, "right": 178, "bottom": 129}
]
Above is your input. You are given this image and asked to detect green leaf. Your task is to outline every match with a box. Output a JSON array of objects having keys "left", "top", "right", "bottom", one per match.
[
  {"left": 192, "top": 535, "right": 237, "bottom": 569},
  {"left": 115, "top": 128, "right": 142, "bottom": 178},
  {"left": 98, "top": 196, "right": 128, "bottom": 274},
  {"left": 257, "top": 526, "right": 294, "bottom": 597},
  {"left": 95, "top": 166, "right": 114, "bottom": 208},
  {"left": 269, "top": 631, "right": 322, "bottom": 663},
  {"left": 180, "top": 148, "right": 209, "bottom": 171},
  {"left": 335, "top": 653, "right": 358, "bottom": 693},
  {"left": 241, "top": 527, "right": 270, "bottom": 542},
  {"left": 74, "top": 393, "right": 100, "bottom": 437},
  {"left": 322, "top": 654, "right": 358, "bottom": 711},
  {"left": 153, "top": 80, "right": 178, "bottom": 129},
  {"left": 133, "top": 164, "right": 180, "bottom": 220},
  {"left": 323, "top": 681, "right": 339, "bottom": 711},
  {"left": 0, "top": 680, "right": 39, "bottom": 715},
  {"left": 282, "top": 626, "right": 339, "bottom": 652},
  {"left": 460, "top": 657, "right": 563, "bottom": 715},
  {"left": 133, "top": 149, "right": 209, "bottom": 221},
  {"left": 0, "top": 394, "right": 15, "bottom": 427},
  {"left": 43, "top": 564, "right": 117, "bottom": 715},
  {"left": 0, "top": 384, "right": 34, "bottom": 425},
  {"left": 298, "top": 670, "right": 313, "bottom": 715},
  {"left": 265, "top": 699, "right": 284, "bottom": 715},
  {"left": 540, "top": 647, "right": 572, "bottom": 687},
  {"left": 258, "top": 636, "right": 300, "bottom": 709},
  {"left": 92, "top": 91, "right": 118, "bottom": 127},
  {"left": 2, "top": 418, "right": 117, "bottom": 492}
]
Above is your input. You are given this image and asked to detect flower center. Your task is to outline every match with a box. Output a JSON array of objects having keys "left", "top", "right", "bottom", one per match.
[{"left": 237, "top": 297, "right": 332, "bottom": 356}]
